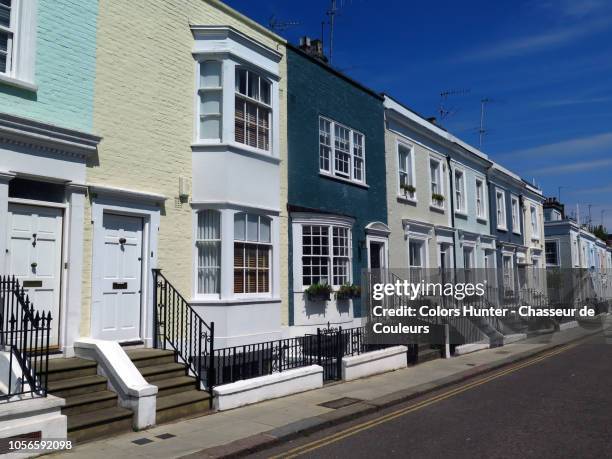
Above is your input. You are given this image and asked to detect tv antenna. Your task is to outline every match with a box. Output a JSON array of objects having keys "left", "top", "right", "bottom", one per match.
[
  {"left": 268, "top": 15, "right": 300, "bottom": 33},
  {"left": 479, "top": 97, "right": 495, "bottom": 149},
  {"left": 439, "top": 89, "right": 470, "bottom": 120},
  {"left": 325, "top": 0, "right": 351, "bottom": 65}
]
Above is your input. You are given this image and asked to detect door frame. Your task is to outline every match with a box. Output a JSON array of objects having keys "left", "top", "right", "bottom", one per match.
[
  {"left": 6, "top": 198, "right": 67, "bottom": 348},
  {"left": 366, "top": 235, "right": 388, "bottom": 271},
  {"left": 90, "top": 191, "right": 161, "bottom": 347}
]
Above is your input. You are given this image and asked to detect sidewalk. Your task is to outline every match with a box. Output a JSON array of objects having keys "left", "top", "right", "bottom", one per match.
[{"left": 51, "top": 321, "right": 610, "bottom": 459}]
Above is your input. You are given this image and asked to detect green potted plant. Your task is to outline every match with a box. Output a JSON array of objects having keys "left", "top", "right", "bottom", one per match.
[
  {"left": 432, "top": 193, "right": 445, "bottom": 205},
  {"left": 336, "top": 283, "right": 362, "bottom": 300},
  {"left": 400, "top": 183, "right": 416, "bottom": 196},
  {"left": 306, "top": 282, "right": 332, "bottom": 301}
]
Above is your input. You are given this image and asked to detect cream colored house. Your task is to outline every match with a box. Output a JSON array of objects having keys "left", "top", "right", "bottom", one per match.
[{"left": 384, "top": 95, "right": 453, "bottom": 274}]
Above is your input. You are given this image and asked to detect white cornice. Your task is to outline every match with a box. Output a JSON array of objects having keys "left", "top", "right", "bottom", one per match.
[
  {"left": 190, "top": 25, "right": 283, "bottom": 63},
  {"left": 88, "top": 184, "right": 167, "bottom": 204},
  {"left": 0, "top": 113, "right": 101, "bottom": 158}
]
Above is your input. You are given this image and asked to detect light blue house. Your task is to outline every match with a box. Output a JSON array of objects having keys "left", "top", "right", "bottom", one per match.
[{"left": 0, "top": 0, "right": 101, "bottom": 352}]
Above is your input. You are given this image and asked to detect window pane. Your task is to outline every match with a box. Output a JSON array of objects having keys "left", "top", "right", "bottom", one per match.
[
  {"left": 234, "top": 212, "right": 246, "bottom": 241},
  {"left": 235, "top": 97, "right": 245, "bottom": 144},
  {"left": 236, "top": 68, "right": 247, "bottom": 95},
  {"left": 248, "top": 73, "right": 259, "bottom": 99},
  {"left": 260, "top": 217, "right": 271, "bottom": 243},
  {"left": 201, "top": 90, "right": 221, "bottom": 115},
  {"left": 0, "top": 30, "right": 7, "bottom": 52},
  {"left": 247, "top": 214, "right": 259, "bottom": 242},
  {"left": 260, "top": 79, "right": 271, "bottom": 105},
  {"left": 200, "top": 61, "right": 221, "bottom": 88},
  {"left": 197, "top": 210, "right": 221, "bottom": 294},
  {"left": 319, "top": 119, "right": 331, "bottom": 172},
  {"left": 0, "top": 2, "right": 10, "bottom": 28},
  {"left": 200, "top": 116, "right": 220, "bottom": 139}
]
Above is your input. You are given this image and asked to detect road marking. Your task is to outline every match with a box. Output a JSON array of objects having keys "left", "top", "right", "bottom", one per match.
[{"left": 270, "top": 342, "right": 579, "bottom": 459}]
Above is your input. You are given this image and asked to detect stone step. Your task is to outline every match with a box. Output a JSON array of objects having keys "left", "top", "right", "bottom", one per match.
[
  {"left": 154, "top": 375, "right": 197, "bottom": 397},
  {"left": 140, "top": 362, "right": 187, "bottom": 382},
  {"left": 125, "top": 348, "right": 176, "bottom": 369},
  {"left": 48, "top": 374, "right": 107, "bottom": 398},
  {"left": 44, "top": 357, "right": 98, "bottom": 382},
  {"left": 62, "top": 390, "right": 118, "bottom": 416},
  {"left": 155, "top": 389, "right": 212, "bottom": 424},
  {"left": 67, "top": 406, "right": 133, "bottom": 443}
]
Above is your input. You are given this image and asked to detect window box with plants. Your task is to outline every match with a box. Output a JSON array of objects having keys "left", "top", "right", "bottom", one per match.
[
  {"left": 335, "top": 283, "right": 362, "bottom": 300},
  {"left": 400, "top": 183, "right": 416, "bottom": 198},
  {"left": 305, "top": 282, "right": 333, "bottom": 301},
  {"left": 432, "top": 193, "right": 445, "bottom": 206}
]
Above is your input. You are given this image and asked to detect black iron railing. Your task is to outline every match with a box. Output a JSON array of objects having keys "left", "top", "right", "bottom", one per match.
[
  {"left": 209, "top": 325, "right": 393, "bottom": 385},
  {"left": 152, "top": 269, "right": 215, "bottom": 401},
  {"left": 0, "top": 275, "right": 52, "bottom": 401}
]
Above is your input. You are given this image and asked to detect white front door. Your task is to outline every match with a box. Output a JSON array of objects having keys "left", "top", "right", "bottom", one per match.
[
  {"left": 93, "top": 213, "right": 143, "bottom": 342},
  {"left": 6, "top": 204, "right": 63, "bottom": 346}
]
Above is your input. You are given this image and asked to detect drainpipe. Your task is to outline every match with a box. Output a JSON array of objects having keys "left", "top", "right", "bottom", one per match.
[{"left": 446, "top": 157, "right": 458, "bottom": 270}]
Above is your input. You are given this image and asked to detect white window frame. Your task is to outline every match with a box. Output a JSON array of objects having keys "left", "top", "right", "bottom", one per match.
[
  {"left": 475, "top": 178, "right": 486, "bottom": 221},
  {"left": 429, "top": 156, "right": 444, "bottom": 209},
  {"left": 511, "top": 195, "right": 521, "bottom": 235},
  {"left": 545, "top": 239, "right": 560, "bottom": 267},
  {"left": 454, "top": 167, "right": 467, "bottom": 214},
  {"left": 195, "top": 209, "right": 222, "bottom": 297},
  {"left": 318, "top": 116, "right": 366, "bottom": 185},
  {"left": 502, "top": 254, "right": 514, "bottom": 292},
  {"left": 233, "top": 212, "right": 272, "bottom": 297},
  {"left": 408, "top": 237, "right": 427, "bottom": 282},
  {"left": 530, "top": 205, "right": 539, "bottom": 240},
  {"left": 292, "top": 214, "right": 354, "bottom": 292},
  {"left": 0, "top": 0, "right": 36, "bottom": 90},
  {"left": 197, "top": 60, "right": 223, "bottom": 141},
  {"left": 234, "top": 67, "right": 272, "bottom": 152},
  {"left": 496, "top": 188, "right": 507, "bottom": 231},
  {"left": 397, "top": 141, "right": 416, "bottom": 201}
]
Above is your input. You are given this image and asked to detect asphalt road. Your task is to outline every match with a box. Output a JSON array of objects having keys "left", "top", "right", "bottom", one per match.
[{"left": 251, "top": 332, "right": 612, "bottom": 459}]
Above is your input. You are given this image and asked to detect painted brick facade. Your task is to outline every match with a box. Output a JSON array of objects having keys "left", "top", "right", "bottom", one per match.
[
  {"left": 286, "top": 47, "right": 386, "bottom": 327},
  {"left": 0, "top": 0, "right": 97, "bottom": 133},
  {"left": 81, "top": 0, "right": 288, "bottom": 336}
]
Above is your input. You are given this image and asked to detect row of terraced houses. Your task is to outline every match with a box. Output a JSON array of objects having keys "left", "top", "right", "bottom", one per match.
[{"left": 2, "top": 0, "right": 612, "bottom": 445}]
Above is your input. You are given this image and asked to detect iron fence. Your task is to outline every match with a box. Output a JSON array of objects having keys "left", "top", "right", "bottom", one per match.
[
  {"left": 0, "top": 275, "right": 52, "bottom": 401},
  {"left": 153, "top": 269, "right": 215, "bottom": 402},
  {"left": 208, "top": 325, "right": 394, "bottom": 385}
]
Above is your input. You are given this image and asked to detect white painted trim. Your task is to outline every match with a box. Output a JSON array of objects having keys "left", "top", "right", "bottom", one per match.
[
  {"left": 366, "top": 233, "right": 389, "bottom": 270},
  {"left": 510, "top": 194, "right": 521, "bottom": 235},
  {"left": 213, "top": 365, "right": 323, "bottom": 411},
  {"left": 90, "top": 196, "right": 160, "bottom": 347},
  {"left": 318, "top": 116, "right": 367, "bottom": 186},
  {"left": 88, "top": 184, "right": 167, "bottom": 203},
  {"left": 495, "top": 187, "right": 507, "bottom": 231},
  {"left": 0, "top": 112, "right": 101, "bottom": 157},
  {"left": 75, "top": 339, "right": 157, "bottom": 430},
  {"left": 396, "top": 138, "right": 417, "bottom": 201},
  {"left": 342, "top": 346, "right": 407, "bottom": 381}
]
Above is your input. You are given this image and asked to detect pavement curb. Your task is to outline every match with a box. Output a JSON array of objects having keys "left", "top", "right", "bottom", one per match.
[{"left": 181, "top": 325, "right": 606, "bottom": 459}]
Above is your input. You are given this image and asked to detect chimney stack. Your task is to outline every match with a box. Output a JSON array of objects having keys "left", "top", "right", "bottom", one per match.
[{"left": 298, "top": 36, "right": 328, "bottom": 63}]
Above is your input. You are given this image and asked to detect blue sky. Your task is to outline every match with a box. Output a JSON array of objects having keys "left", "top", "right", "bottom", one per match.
[{"left": 225, "top": 0, "right": 612, "bottom": 228}]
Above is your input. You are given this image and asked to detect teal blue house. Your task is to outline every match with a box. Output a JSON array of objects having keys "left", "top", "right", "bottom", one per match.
[
  {"left": 0, "top": 0, "right": 100, "bottom": 351},
  {"left": 286, "top": 44, "right": 388, "bottom": 333}
]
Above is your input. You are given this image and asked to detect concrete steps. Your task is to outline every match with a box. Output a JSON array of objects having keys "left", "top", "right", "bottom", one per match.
[
  {"left": 126, "top": 348, "right": 212, "bottom": 424},
  {"left": 44, "top": 357, "right": 132, "bottom": 443}
]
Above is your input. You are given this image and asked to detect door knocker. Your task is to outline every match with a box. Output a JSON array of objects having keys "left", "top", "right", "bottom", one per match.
[{"left": 32, "top": 233, "right": 37, "bottom": 247}]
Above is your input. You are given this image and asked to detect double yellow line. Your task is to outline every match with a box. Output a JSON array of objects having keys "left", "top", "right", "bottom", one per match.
[{"left": 271, "top": 342, "right": 578, "bottom": 458}]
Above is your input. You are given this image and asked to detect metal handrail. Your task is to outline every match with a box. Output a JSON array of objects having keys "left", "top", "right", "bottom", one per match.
[{"left": 152, "top": 269, "right": 215, "bottom": 401}]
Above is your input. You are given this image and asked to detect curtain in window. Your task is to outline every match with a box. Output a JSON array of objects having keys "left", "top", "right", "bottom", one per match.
[{"left": 197, "top": 210, "right": 221, "bottom": 294}]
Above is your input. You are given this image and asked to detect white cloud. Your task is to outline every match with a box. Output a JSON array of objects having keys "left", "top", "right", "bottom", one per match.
[
  {"left": 457, "top": 17, "right": 611, "bottom": 62},
  {"left": 499, "top": 132, "right": 612, "bottom": 158},
  {"left": 532, "top": 158, "right": 612, "bottom": 175}
]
